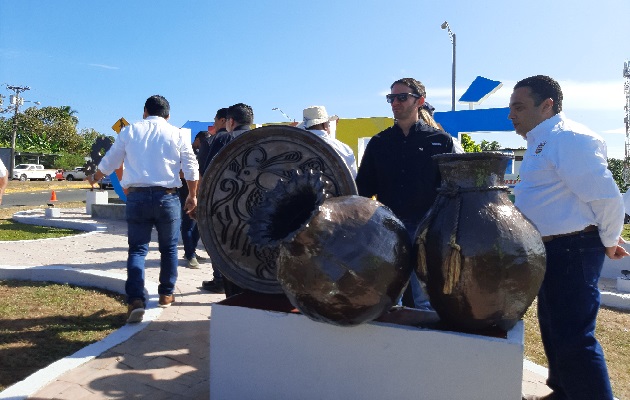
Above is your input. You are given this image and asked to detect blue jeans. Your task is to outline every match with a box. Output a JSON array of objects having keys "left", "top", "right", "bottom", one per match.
[
  {"left": 178, "top": 185, "right": 200, "bottom": 260},
  {"left": 539, "top": 231, "right": 613, "bottom": 400},
  {"left": 125, "top": 189, "right": 181, "bottom": 304},
  {"left": 401, "top": 221, "right": 432, "bottom": 310}
]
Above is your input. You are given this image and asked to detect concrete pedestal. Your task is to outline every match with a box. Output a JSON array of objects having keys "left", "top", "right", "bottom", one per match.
[
  {"left": 209, "top": 296, "right": 525, "bottom": 400},
  {"left": 86, "top": 190, "right": 108, "bottom": 214},
  {"left": 617, "top": 277, "right": 630, "bottom": 293},
  {"left": 44, "top": 208, "right": 61, "bottom": 218}
]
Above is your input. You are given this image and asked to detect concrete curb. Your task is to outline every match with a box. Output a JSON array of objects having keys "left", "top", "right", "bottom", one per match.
[
  {"left": 0, "top": 266, "right": 162, "bottom": 400},
  {"left": 12, "top": 209, "right": 107, "bottom": 232}
]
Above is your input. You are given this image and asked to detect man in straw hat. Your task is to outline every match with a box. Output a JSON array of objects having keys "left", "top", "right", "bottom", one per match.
[
  {"left": 299, "top": 105, "right": 357, "bottom": 178},
  {"left": 355, "top": 77, "right": 463, "bottom": 310}
]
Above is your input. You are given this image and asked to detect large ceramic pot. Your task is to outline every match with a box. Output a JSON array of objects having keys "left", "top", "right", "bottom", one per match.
[
  {"left": 415, "top": 152, "right": 545, "bottom": 332},
  {"left": 249, "top": 170, "right": 412, "bottom": 326},
  {"left": 197, "top": 125, "right": 357, "bottom": 293}
]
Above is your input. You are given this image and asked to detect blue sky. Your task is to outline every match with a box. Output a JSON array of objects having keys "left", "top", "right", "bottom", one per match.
[{"left": 1, "top": 0, "right": 629, "bottom": 158}]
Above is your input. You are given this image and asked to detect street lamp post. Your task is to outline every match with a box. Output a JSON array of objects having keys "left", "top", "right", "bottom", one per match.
[
  {"left": 6, "top": 85, "right": 34, "bottom": 178},
  {"left": 441, "top": 21, "right": 456, "bottom": 111}
]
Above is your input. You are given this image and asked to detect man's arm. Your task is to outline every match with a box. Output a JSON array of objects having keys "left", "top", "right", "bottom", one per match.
[
  {"left": 0, "top": 174, "right": 7, "bottom": 205},
  {"left": 355, "top": 139, "right": 378, "bottom": 198},
  {"left": 0, "top": 160, "right": 8, "bottom": 205},
  {"left": 184, "top": 179, "right": 198, "bottom": 219}
]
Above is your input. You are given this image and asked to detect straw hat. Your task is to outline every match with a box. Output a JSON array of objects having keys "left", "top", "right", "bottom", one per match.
[{"left": 302, "top": 106, "right": 339, "bottom": 129}]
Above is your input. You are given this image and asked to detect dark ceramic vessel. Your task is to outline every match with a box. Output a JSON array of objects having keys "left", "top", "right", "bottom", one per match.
[
  {"left": 197, "top": 125, "right": 357, "bottom": 293},
  {"left": 249, "top": 170, "right": 412, "bottom": 326},
  {"left": 415, "top": 152, "right": 546, "bottom": 331}
]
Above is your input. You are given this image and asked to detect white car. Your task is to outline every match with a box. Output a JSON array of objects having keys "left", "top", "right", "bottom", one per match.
[
  {"left": 12, "top": 164, "right": 57, "bottom": 181},
  {"left": 63, "top": 167, "right": 87, "bottom": 181}
]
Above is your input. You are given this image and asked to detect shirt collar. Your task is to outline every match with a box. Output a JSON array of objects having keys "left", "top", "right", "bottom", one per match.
[
  {"left": 308, "top": 129, "right": 327, "bottom": 138},
  {"left": 145, "top": 115, "right": 166, "bottom": 123},
  {"left": 392, "top": 120, "right": 430, "bottom": 136},
  {"left": 526, "top": 112, "right": 565, "bottom": 142}
]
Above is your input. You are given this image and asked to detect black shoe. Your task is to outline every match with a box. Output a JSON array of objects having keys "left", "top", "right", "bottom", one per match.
[
  {"left": 195, "top": 254, "right": 209, "bottom": 262},
  {"left": 202, "top": 279, "right": 225, "bottom": 293}
]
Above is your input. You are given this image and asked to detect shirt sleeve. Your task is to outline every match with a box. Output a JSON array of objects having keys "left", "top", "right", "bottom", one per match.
[
  {"left": 179, "top": 130, "right": 200, "bottom": 182},
  {"left": 555, "top": 134, "right": 624, "bottom": 247},
  {"left": 355, "top": 138, "right": 378, "bottom": 198},
  {"left": 98, "top": 129, "right": 128, "bottom": 175}
]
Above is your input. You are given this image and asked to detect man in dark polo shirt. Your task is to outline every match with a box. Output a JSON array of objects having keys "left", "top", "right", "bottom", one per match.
[{"left": 355, "top": 77, "right": 462, "bottom": 309}]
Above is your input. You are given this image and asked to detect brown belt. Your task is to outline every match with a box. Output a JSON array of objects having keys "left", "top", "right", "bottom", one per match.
[
  {"left": 541, "top": 225, "right": 598, "bottom": 243},
  {"left": 127, "top": 186, "right": 176, "bottom": 194}
]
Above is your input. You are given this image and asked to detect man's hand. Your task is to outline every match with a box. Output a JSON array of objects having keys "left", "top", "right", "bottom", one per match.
[
  {"left": 85, "top": 170, "right": 104, "bottom": 189},
  {"left": 85, "top": 174, "right": 97, "bottom": 189},
  {"left": 184, "top": 195, "right": 197, "bottom": 220},
  {"left": 605, "top": 237, "right": 630, "bottom": 259}
]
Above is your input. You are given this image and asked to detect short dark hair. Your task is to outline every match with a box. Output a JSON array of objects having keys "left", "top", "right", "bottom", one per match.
[
  {"left": 514, "top": 75, "right": 563, "bottom": 114},
  {"left": 195, "top": 130, "right": 207, "bottom": 141},
  {"left": 391, "top": 78, "right": 426, "bottom": 98},
  {"left": 144, "top": 95, "right": 170, "bottom": 118},
  {"left": 226, "top": 103, "right": 254, "bottom": 125},
  {"left": 215, "top": 107, "right": 228, "bottom": 119}
]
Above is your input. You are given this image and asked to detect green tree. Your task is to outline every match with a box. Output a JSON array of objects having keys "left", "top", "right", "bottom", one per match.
[
  {"left": 460, "top": 133, "right": 481, "bottom": 153},
  {"left": 0, "top": 105, "right": 104, "bottom": 156},
  {"left": 56, "top": 153, "right": 87, "bottom": 170},
  {"left": 480, "top": 140, "right": 502, "bottom": 151},
  {"left": 607, "top": 158, "right": 630, "bottom": 193},
  {"left": 59, "top": 105, "right": 79, "bottom": 125}
]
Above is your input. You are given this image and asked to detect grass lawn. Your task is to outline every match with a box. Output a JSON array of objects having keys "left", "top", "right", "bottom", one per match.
[{"left": 0, "top": 280, "right": 126, "bottom": 391}]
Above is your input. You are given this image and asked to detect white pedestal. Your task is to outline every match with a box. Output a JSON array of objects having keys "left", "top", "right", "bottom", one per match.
[
  {"left": 86, "top": 190, "right": 108, "bottom": 214},
  {"left": 210, "top": 298, "right": 525, "bottom": 400},
  {"left": 44, "top": 208, "right": 61, "bottom": 218},
  {"left": 617, "top": 277, "right": 630, "bottom": 293}
]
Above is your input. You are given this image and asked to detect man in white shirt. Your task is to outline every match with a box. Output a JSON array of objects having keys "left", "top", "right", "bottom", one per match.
[
  {"left": 298, "top": 105, "right": 357, "bottom": 178},
  {"left": 510, "top": 75, "right": 627, "bottom": 400},
  {"left": 88, "top": 95, "right": 199, "bottom": 323},
  {"left": 0, "top": 158, "right": 7, "bottom": 205}
]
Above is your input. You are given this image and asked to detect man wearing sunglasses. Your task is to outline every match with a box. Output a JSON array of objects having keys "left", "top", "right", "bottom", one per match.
[{"left": 355, "top": 77, "right": 462, "bottom": 310}]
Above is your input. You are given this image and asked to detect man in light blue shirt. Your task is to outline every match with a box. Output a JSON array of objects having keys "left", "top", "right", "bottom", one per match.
[
  {"left": 88, "top": 95, "right": 199, "bottom": 323},
  {"left": 510, "top": 75, "right": 627, "bottom": 400}
]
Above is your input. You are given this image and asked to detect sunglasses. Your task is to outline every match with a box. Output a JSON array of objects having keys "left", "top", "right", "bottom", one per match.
[{"left": 386, "top": 93, "right": 420, "bottom": 103}]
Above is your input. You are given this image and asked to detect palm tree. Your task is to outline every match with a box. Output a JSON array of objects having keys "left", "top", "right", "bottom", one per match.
[{"left": 59, "top": 105, "right": 79, "bottom": 125}]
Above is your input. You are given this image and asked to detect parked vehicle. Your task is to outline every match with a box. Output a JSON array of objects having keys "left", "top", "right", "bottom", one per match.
[
  {"left": 55, "top": 169, "right": 64, "bottom": 181},
  {"left": 99, "top": 175, "right": 114, "bottom": 190},
  {"left": 63, "top": 167, "right": 88, "bottom": 181},
  {"left": 12, "top": 164, "right": 57, "bottom": 181}
]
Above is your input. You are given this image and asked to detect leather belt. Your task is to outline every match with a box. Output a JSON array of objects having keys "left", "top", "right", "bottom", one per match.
[
  {"left": 541, "top": 225, "right": 597, "bottom": 243},
  {"left": 127, "top": 186, "right": 177, "bottom": 194}
]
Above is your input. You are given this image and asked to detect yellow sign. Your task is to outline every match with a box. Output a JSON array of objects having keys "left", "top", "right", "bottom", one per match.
[{"left": 111, "top": 117, "right": 130, "bottom": 133}]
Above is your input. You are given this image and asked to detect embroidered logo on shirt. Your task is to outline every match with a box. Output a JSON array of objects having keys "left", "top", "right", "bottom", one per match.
[
  {"left": 418, "top": 147, "right": 423, "bottom": 151},
  {"left": 535, "top": 141, "right": 547, "bottom": 154},
  {"left": 432, "top": 143, "right": 442, "bottom": 146}
]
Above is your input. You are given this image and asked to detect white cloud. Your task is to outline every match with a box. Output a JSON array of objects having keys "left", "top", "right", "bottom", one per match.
[{"left": 88, "top": 63, "right": 119, "bottom": 70}]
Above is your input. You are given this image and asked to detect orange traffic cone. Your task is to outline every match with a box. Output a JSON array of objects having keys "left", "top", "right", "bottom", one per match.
[{"left": 50, "top": 191, "right": 58, "bottom": 202}]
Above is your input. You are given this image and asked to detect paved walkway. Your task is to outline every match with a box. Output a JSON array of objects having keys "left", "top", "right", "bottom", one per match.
[{"left": 0, "top": 208, "right": 558, "bottom": 399}]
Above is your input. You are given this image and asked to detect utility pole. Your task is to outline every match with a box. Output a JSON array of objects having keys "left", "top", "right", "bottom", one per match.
[
  {"left": 623, "top": 61, "right": 630, "bottom": 186},
  {"left": 6, "top": 85, "right": 30, "bottom": 178}
]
